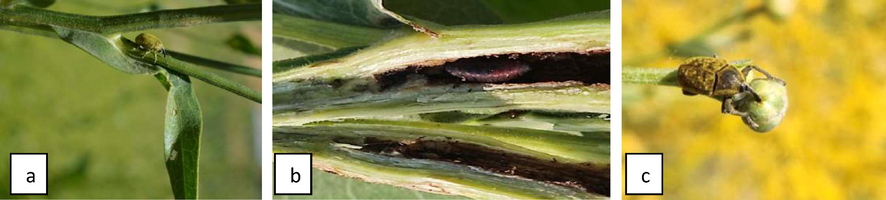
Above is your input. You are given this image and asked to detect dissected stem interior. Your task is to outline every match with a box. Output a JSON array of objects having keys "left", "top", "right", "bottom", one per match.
[{"left": 376, "top": 49, "right": 611, "bottom": 90}]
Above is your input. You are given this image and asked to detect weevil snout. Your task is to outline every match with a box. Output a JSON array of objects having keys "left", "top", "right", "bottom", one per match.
[{"left": 740, "top": 84, "right": 763, "bottom": 102}]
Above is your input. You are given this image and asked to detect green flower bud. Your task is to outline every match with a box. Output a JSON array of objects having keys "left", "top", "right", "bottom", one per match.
[{"left": 740, "top": 78, "right": 788, "bottom": 132}]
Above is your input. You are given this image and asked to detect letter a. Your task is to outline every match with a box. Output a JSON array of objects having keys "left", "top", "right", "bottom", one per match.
[{"left": 27, "top": 172, "right": 36, "bottom": 183}]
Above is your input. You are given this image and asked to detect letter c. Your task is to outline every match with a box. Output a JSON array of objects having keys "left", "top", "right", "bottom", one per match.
[{"left": 642, "top": 172, "right": 650, "bottom": 183}]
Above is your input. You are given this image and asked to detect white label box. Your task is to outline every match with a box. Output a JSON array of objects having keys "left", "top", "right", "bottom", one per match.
[
  {"left": 10, "top": 153, "right": 48, "bottom": 195},
  {"left": 274, "top": 153, "right": 312, "bottom": 195},
  {"left": 625, "top": 153, "right": 663, "bottom": 195}
]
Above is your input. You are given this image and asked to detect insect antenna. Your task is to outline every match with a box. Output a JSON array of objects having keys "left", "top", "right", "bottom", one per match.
[{"left": 745, "top": 65, "right": 787, "bottom": 86}]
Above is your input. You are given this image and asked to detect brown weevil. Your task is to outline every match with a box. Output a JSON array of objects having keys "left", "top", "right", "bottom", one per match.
[
  {"left": 676, "top": 57, "right": 786, "bottom": 118},
  {"left": 134, "top": 33, "right": 168, "bottom": 63}
]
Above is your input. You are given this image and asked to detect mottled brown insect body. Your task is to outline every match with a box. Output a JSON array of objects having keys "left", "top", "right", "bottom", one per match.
[
  {"left": 134, "top": 33, "right": 168, "bottom": 63},
  {"left": 677, "top": 57, "right": 743, "bottom": 100}
]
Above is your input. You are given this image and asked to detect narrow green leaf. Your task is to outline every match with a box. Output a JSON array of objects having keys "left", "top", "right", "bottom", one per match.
[
  {"left": 272, "top": 36, "right": 334, "bottom": 55},
  {"left": 481, "top": 0, "right": 609, "bottom": 23},
  {"left": 155, "top": 69, "right": 203, "bottom": 199},
  {"left": 273, "top": 13, "right": 391, "bottom": 50},
  {"left": 52, "top": 26, "right": 158, "bottom": 74},
  {"left": 383, "top": 0, "right": 503, "bottom": 25},
  {"left": 225, "top": 33, "right": 262, "bottom": 56},
  {"left": 167, "top": 51, "right": 261, "bottom": 77},
  {"left": 22, "top": 0, "right": 53, "bottom": 7},
  {"left": 272, "top": 0, "right": 401, "bottom": 28},
  {"left": 272, "top": 45, "right": 365, "bottom": 73}
]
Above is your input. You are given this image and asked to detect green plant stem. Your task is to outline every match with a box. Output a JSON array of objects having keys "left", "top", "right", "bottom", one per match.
[
  {"left": 622, "top": 67, "right": 679, "bottom": 86},
  {"left": 168, "top": 51, "right": 261, "bottom": 77},
  {"left": 0, "top": 28, "right": 262, "bottom": 79},
  {"left": 0, "top": 3, "right": 260, "bottom": 34},
  {"left": 156, "top": 55, "right": 261, "bottom": 103}
]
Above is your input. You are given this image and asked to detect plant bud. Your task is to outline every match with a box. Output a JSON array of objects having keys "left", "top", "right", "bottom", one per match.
[{"left": 740, "top": 78, "right": 788, "bottom": 132}]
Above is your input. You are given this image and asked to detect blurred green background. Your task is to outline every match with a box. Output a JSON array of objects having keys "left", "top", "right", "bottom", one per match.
[
  {"left": 272, "top": 0, "right": 608, "bottom": 199},
  {"left": 623, "top": 0, "right": 886, "bottom": 199},
  {"left": 1, "top": 0, "right": 261, "bottom": 198}
]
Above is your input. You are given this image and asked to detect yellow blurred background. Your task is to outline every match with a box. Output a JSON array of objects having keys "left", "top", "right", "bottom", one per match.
[{"left": 623, "top": 0, "right": 886, "bottom": 199}]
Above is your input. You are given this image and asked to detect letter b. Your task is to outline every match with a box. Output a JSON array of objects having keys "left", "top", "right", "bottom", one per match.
[{"left": 291, "top": 167, "right": 301, "bottom": 183}]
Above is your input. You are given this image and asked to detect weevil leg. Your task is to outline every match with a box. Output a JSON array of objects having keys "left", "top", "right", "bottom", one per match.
[
  {"left": 744, "top": 65, "right": 786, "bottom": 86},
  {"left": 720, "top": 99, "right": 729, "bottom": 114},
  {"left": 152, "top": 52, "right": 158, "bottom": 64},
  {"left": 141, "top": 51, "right": 149, "bottom": 58},
  {"left": 161, "top": 48, "right": 168, "bottom": 62},
  {"left": 722, "top": 98, "right": 750, "bottom": 117}
]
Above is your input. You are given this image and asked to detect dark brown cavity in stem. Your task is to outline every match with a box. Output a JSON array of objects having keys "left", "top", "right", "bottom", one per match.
[
  {"left": 375, "top": 49, "right": 610, "bottom": 90},
  {"left": 354, "top": 137, "right": 611, "bottom": 196}
]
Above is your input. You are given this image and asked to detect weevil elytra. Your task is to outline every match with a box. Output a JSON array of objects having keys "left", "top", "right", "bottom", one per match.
[
  {"left": 676, "top": 57, "right": 786, "bottom": 118},
  {"left": 134, "top": 33, "right": 168, "bottom": 63}
]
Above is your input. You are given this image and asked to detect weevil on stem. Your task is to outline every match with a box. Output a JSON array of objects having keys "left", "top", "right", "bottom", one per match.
[
  {"left": 134, "top": 33, "right": 169, "bottom": 64},
  {"left": 676, "top": 57, "right": 785, "bottom": 120}
]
